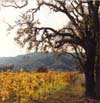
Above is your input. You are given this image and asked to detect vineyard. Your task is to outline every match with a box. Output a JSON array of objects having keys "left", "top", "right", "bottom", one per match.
[{"left": 0, "top": 71, "right": 78, "bottom": 103}]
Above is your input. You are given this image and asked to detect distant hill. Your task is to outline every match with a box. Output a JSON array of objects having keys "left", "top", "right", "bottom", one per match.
[{"left": 0, "top": 52, "right": 79, "bottom": 71}]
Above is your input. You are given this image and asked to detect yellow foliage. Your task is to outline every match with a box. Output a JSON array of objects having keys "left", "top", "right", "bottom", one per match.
[{"left": 0, "top": 71, "right": 77, "bottom": 102}]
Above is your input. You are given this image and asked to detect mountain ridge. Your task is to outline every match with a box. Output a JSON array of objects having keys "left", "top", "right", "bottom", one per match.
[{"left": 0, "top": 52, "right": 78, "bottom": 71}]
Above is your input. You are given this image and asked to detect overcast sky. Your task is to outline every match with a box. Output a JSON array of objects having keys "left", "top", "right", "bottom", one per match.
[{"left": 0, "top": 0, "right": 69, "bottom": 57}]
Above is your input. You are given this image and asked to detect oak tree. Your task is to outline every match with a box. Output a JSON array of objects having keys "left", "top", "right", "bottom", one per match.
[{"left": 2, "top": 0, "right": 100, "bottom": 98}]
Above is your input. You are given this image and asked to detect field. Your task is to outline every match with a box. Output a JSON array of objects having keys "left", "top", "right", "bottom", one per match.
[{"left": 0, "top": 71, "right": 79, "bottom": 103}]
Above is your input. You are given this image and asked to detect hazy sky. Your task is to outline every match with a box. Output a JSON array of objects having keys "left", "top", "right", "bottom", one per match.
[{"left": 0, "top": 1, "right": 69, "bottom": 57}]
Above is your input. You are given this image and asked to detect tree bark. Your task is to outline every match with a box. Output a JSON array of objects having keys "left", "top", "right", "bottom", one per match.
[
  {"left": 95, "top": 57, "right": 100, "bottom": 99},
  {"left": 95, "top": 31, "right": 100, "bottom": 99},
  {"left": 84, "top": 39, "right": 96, "bottom": 97}
]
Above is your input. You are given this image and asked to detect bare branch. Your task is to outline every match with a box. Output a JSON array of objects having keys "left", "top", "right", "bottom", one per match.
[
  {"left": 71, "top": 0, "right": 83, "bottom": 17},
  {"left": 64, "top": 52, "right": 79, "bottom": 59},
  {"left": 55, "top": 38, "right": 83, "bottom": 48},
  {"left": 2, "top": 0, "right": 28, "bottom": 8},
  {"left": 32, "top": 27, "right": 74, "bottom": 38},
  {"left": 72, "top": 45, "right": 85, "bottom": 69}
]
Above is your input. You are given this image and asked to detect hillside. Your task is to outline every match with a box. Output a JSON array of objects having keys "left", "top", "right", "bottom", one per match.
[{"left": 0, "top": 52, "right": 78, "bottom": 71}]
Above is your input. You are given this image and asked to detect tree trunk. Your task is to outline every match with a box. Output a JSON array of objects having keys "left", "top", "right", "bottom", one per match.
[
  {"left": 95, "top": 58, "right": 100, "bottom": 99},
  {"left": 84, "top": 40, "right": 96, "bottom": 97},
  {"left": 95, "top": 32, "right": 100, "bottom": 99}
]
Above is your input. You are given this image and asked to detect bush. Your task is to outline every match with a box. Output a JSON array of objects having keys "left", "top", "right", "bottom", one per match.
[{"left": 36, "top": 67, "right": 48, "bottom": 73}]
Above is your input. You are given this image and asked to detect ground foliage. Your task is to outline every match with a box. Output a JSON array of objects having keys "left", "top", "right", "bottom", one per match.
[{"left": 0, "top": 71, "right": 78, "bottom": 103}]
